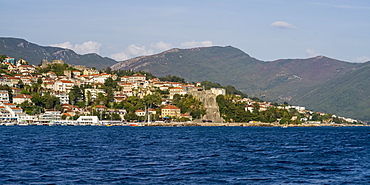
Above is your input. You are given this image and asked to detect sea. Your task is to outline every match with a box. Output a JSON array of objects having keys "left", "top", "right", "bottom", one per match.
[{"left": 0, "top": 126, "right": 369, "bottom": 184}]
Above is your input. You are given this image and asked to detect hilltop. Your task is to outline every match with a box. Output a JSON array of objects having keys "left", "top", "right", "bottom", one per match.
[
  {"left": 111, "top": 46, "right": 369, "bottom": 121},
  {"left": 0, "top": 37, "right": 117, "bottom": 69}
]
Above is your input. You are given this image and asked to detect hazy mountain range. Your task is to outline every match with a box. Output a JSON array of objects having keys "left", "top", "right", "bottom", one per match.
[{"left": 1, "top": 38, "right": 369, "bottom": 121}]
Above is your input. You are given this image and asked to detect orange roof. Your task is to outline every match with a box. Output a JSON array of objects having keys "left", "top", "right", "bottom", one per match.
[
  {"left": 132, "top": 73, "right": 145, "bottom": 77},
  {"left": 13, "top": 94, "right": 32, "bottom": 99},
  {"left": 60, "top": 80, "right": 73, "bottom": 83},
  {"left": 63, "top": 113, "right": 72, "bottom": 116},
  {"left": 135, "top": 109, "right": 144, "bottom": 112},
  {"left": 162, "top": 105, "right": 180, "bottom": 110},
  {"left": 7, "top": 77, "right": 20, "bottom": 79},
  {"left": 3, "top": 103, "right": 15, "bottom": 106},
  {"left": 171, "top": 87, "right": 184, "bottom": 89}
]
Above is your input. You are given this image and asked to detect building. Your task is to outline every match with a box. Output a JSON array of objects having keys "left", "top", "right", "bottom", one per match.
[
  {"left": 3, "top": 57, "right": 15, "bottom": 65},
  {"left": 169, "top": 87, "right": 187, "bottom": 99},
  {"left": 135, "top": 109, "right": 146, "bottom": 116},
  {"left": 85, "top": 88, "right": 106, "bottom": 102},
  {"left": 54, "top": 80, "right": 74, "bottom": 92},
  {"left": 161, "top": 105, "right": 181, "bottom": 117},
  {"left": 12, "top": 94, "right": 32, "bottom": 104},
  {"left": 0, "top": 90, "right": 9, "bottom": 102},
  {"left": 76, "top": 116, "right": 100, "bottom": 125},
  {"left": 54, "top": 91, "right": 69, "bottom": 104},
  {"left": 210, "top": 88, "right": 226, "bottom": 96}
]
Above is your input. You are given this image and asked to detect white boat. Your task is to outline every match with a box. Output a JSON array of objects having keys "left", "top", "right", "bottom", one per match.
[
  {"left": 5, "top": 122, "right": 15, "bottom": 126},
  {"left": 18, "top": 122, "right": 29, "bottom": 126}
]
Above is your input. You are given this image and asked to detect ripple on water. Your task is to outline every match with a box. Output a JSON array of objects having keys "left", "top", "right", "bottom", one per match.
[{"left": 0, "top": 126, "right": 369, "bottom": 184}]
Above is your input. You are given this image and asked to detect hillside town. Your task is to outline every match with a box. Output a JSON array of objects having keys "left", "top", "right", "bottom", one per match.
[{"left": 0, "top": 56, "right": 363, "bottom": 126}]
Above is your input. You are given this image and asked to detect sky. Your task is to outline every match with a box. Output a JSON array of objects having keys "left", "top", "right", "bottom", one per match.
[{"left": 1, "top": 0, "right": 370, "bottom": 62}]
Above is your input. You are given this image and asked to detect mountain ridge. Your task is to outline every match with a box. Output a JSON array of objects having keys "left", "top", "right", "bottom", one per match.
[
  {"left": 111, "top": 46, "right": 369, "bottom": 121},
  {"left": 0, "top": 37, "right": 117, "bottom": 69}
]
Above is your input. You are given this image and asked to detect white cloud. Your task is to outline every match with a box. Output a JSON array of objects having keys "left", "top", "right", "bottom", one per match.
[
  {"left": 271, "top": 21, "right": 297, "bottom": 29},
  {"left": 110, "top": 41, "right": 213, "bottom": 61},
  {"left": 180, "top": 41, "right": 213, "bottom": 48},
  {"left": 73, "top": 41, "right": 102, "bottom": 55},
  {"left": 150, "top": 41, "right": 173, "bottom": 51},
  {"left": 51, "top": 42, "right": 73, "bottom": 49},
  {"left": 306, "top": 48, "right": 320, "bottom": 57},
  {"left": 110, "top": 44, "right": 155, "bottom": 61},
  {"left": 126, "top": 44, "right": 154, "bottom": 56},
  {"left": 353, "top": 56, "right": 370, "bottom": 63},
  {"left": 110, "top": 52, "right": 130, "bottom": 61},
  {"left": 51, "top": 41, "right": 102, "bottom": 55}
]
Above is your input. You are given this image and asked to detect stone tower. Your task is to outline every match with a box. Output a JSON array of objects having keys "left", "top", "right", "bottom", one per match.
[{"left": 187, "top": 89, "right": 223, "bottom": 123}]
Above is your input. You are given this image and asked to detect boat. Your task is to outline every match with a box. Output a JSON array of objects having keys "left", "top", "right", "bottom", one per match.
[
  {"left": 5, "top": 122, "right": 16, "bottom": 126},
  {"left": 129, "top": 123, "right": 138, "bottom": 126},
  {"left": 18, "top": 122, "right": 29, "bottom": 126}
]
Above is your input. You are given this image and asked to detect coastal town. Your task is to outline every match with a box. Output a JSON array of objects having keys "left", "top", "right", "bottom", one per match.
[{"left": 0, "top": 56, "right": 364, "bottom": 126}]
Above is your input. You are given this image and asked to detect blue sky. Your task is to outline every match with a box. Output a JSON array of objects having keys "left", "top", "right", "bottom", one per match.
[{"left": 1, "top": 0, "right": 370, "bottom": 62}]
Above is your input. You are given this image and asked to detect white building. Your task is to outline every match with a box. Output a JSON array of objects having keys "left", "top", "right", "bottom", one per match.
[
  {"left": 0, "top": 90, "right": 9, "bottom": 102},
  {"left": 211, "top": 88, "right": 226, "bottom": 96},
  {"left": 76, "top": 116, "right": 100, "bottom": 125},
  {"left": 54, "top": 92, "right": 70, "bottom": 104}
]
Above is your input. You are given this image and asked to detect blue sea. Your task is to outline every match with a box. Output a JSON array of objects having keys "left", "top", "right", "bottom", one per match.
[{"left": 0, "top": 126, "right": 369, "bottom": 184}]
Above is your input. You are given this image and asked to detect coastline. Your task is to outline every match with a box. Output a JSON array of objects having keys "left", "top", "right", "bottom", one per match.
[{"left": 142, "top": 122, "right": 368, "bottom": 127}]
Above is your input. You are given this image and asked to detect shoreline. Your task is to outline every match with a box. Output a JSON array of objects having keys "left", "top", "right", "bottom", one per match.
[{"left": 142, "top": 122, "right": 368, "bottom": 127}]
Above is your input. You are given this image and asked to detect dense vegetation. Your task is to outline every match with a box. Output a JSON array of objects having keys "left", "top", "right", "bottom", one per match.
[{"left": 216, "top": 95, "right": 352, "bottom": 124}]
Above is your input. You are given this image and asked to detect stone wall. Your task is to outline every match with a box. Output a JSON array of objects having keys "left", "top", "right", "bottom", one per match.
[{"left": 187, "top": 89, "right": 223, "bottom": 123}]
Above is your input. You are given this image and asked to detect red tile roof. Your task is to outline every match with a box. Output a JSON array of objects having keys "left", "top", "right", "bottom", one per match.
[{"left": 162, "top": 105, "right": 180, "bottom": 110}]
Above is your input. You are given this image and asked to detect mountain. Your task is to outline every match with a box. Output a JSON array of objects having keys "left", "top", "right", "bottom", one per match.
[
  {"left": 0, "top": 37, "right": 117, "bottom": 69},
  {"left": 111, "top": 46, "right": 369, "bottom": 121}
]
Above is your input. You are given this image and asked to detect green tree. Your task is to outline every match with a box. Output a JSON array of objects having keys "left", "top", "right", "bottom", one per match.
[
  {"left": 104, "top": 77, "right": 117, "bottom": 88},
  {"left": 20, "top": 90, "right": 31, "bottom": 95},
  {"left": 69, "top": 85, "right": 83, "bottom": 104}
]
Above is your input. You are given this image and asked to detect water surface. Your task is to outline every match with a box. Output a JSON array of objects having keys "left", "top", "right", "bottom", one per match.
[{"left": 0, "top": 126, "right": 369, "bottom": 184}]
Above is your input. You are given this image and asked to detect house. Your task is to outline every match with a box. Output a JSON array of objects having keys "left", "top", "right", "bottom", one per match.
[
  {"left": 135, "top": 109, "right": 146, "bottom": 116},
  {"left": 181, "top": 114, "right": 193, "bottom": 120},
  {"left": 128, "top": 73, "right": 146, "bottom": 82},
  {"left": 54, "top": 91, "right": 70, "bottom": 104},
  {"left": 3, "top": 57, "right": 15, "bottom": 65},
  {"left": 0, "top": 90, "right": 9, "bottom": 102},
  {"left": 72, "top": 70, "right": 81, "bottom": 77},
  {"left": 96, "top": 105, "right": 107, "bottom": 112},
  {"left": 17, "top": 65, "right": 36, "bottom": 73},
  {"left": 169, "top": 87, "right": 187, "bottom": 99},
  {"left": 46, "top": 71, "right": 58, "bottom": 78},
  {"left": 11, "top": 87, "right": 22, "bottom": 97},
  {"left": 147, "top": 108, "right": 156, "bottom": 115},
  {"left": 54, "top": 80, "right": 74, "bottom": 92},
  {"left": 161, "top": 105, "right": 181, "bottom": 117},
  {"left": 12, "top": 94, "right": 32, "bottom": 104},
  {"left": 0, "top": 105, "right": 12, "bottom": 121},
  {"left": 83, "top": 68, "right": 100, "bottom": 75}
]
